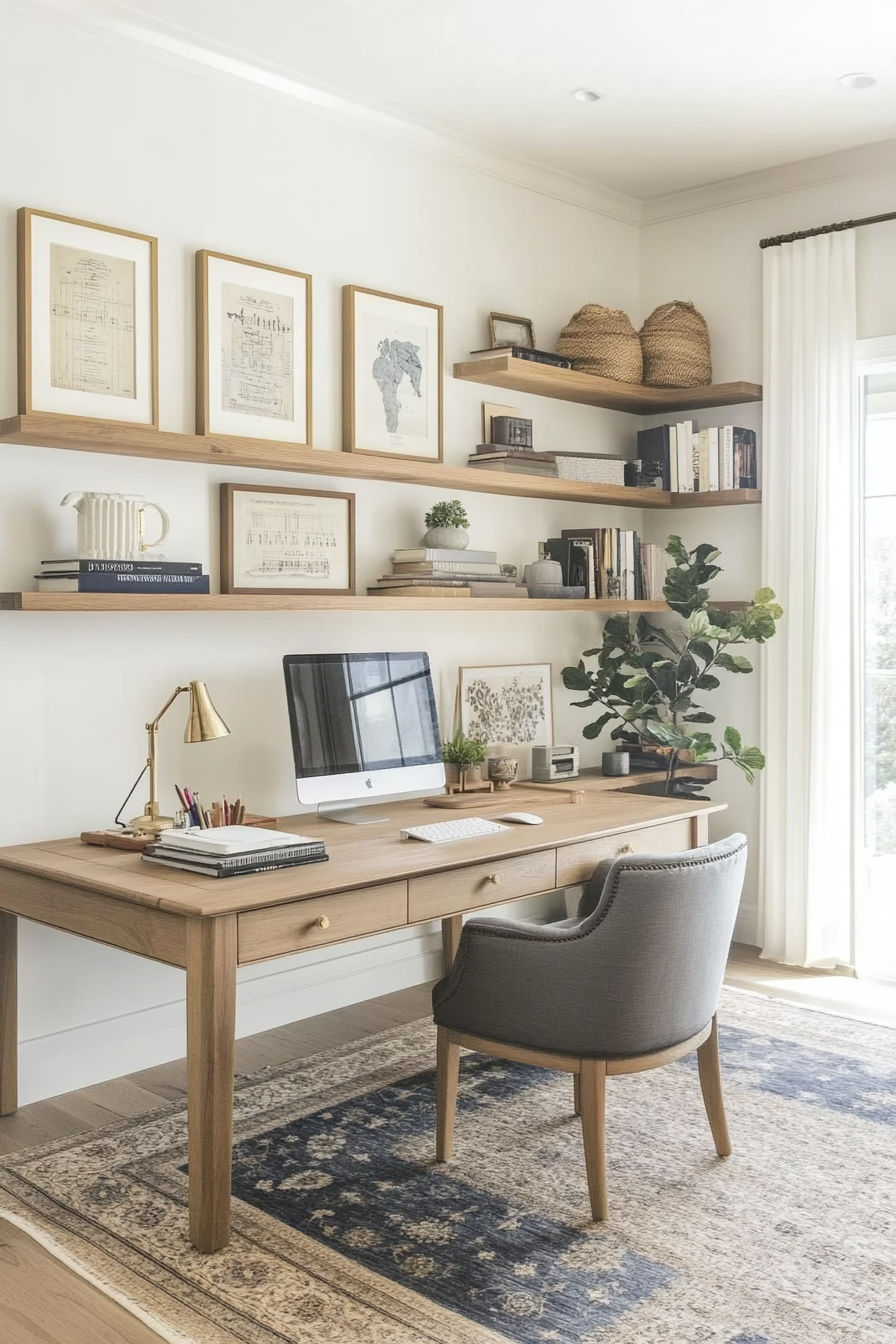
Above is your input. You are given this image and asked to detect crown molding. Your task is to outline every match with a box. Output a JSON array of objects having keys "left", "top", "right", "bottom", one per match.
[
  {"left": 640, "top": 138, "right": 896, "bottom": 226},
  {"left": 9, "top": 0, "right": 643, "bottom": 226}
]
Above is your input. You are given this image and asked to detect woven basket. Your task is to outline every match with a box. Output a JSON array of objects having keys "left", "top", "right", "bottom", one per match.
[
  {"left": 639, "top": 301, "right": 712, "bottom": 388},
  {"left": 556, "top": 304, "right": 642, "bottom": 383}
]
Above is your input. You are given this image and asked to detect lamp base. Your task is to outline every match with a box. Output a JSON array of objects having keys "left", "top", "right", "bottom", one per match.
[{"left": 129, "top": 809, "right": 176, "bottom": 836}]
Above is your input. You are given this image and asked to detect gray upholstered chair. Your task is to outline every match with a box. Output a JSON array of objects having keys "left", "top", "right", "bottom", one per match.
[{"left": 432, "top": 834, "right": 747, "bottom": 1220}]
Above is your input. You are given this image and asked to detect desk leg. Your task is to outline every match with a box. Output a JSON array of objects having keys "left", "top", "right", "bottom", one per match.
[
  {"left": 441, "top": 916, "right": 463, "bottom": 973},
  {"left": 186, "top": 915, "right": 237, "bottom": 1254},
  {"left": 692, "top": 812, "right": 710, "bottom": 847},
  {"left": 0, "top": 912, "right": 16, "bottom": 1116}
]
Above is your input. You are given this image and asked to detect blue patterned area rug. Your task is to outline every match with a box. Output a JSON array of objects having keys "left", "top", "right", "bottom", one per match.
[{"left": 1, "top": 987, "right": 895, "bottom": 1344}]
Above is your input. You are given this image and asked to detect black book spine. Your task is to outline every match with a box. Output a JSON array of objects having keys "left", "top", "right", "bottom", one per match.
[
  {"left": 511, "top": 348, "right": 573, "bottom": 369},
  {"left": 75, "top": 573, "right": 210, "bottom": 593},
  {"left": 44, "top": 560, "right": 204, "bottom": 574}
]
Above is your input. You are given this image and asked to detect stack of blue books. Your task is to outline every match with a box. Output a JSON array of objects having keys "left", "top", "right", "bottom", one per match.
[{"left": 36, "top": 558, "right": 210, "bottom": 594}]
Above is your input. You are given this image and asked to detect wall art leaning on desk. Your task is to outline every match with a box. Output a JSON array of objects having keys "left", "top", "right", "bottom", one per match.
[
  {"left": 220, "top": 483, "right": 355, "bottom": 595},
  {"left": 343, "top": 284, "right": 443, "bottom": 462},
  {"left": 459, "top": 662, "right": 554, "bottom": 757},
  {"left": 196, "top": 249, "right": 312, "bottom": 445},
  {"left": 17, "top": 207, "right": 158, "bottom": 425}
]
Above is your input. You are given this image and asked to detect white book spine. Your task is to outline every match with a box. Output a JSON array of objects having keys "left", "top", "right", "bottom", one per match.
[
  {"left": 721, "top": 426, "right": 734, "bottom": 490},
  {"left": 676, "top": 422, "right": 694, "bottom": 492},
  {"left": 668, "top": 425, "right": 679, "bottom": 492},
  {"left": 708, "top": 427, "right": 720, "bottom": 491}
]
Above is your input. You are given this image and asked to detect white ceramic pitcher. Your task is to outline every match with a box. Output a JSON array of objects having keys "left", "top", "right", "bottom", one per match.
[{"left": 61, "top": 492, "right": 170, "bottom": 560}]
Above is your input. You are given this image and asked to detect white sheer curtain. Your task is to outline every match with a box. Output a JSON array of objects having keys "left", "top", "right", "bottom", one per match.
[{"left": 759, "top": 231, "right": 857, "bottom": 967}]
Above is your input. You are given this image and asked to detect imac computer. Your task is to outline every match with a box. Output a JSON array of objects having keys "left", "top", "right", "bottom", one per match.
[{"left": 283, "top": 651, "right": 446, "bottom": 823}]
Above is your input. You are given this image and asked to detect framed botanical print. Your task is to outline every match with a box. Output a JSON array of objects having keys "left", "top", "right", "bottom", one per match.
[
  {"left": 459, "top": 663, "right": 554, "bottom": 749},
  {"left": 343, "top": 285, "right": 443, "bottom": 461},
  {"left": 17, "top": 207, "right": 158, "bottom": 425},
  {"left": 197, "top": 251, "right": 312, "bottom": 445},
  {"left": 220, "top": 483, "right": 354, "bottom": 596}
]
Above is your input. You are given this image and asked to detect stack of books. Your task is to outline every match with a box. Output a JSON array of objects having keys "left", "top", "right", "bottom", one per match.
[
  {"left": 36, "top": 558, "right": 210, "bottom": 594},
  {"left": 636, "top": 423, "right": 758, "bottom": 493},
  {"left": 467, "top": 346, "right": 572, "bottom": 369},
  {"left": 467, "top": 446, "right": 627, "bottom": 484},
  {"left": 368, "top": 548, "right": 526, "bottom": 599},
  {"left": 141, "top": 825, "right": 327, "bottom": 878}
]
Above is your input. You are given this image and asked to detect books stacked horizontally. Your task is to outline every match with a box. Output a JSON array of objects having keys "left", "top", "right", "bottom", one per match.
[
  {"left": 550, "top": 529, "right": 669, "bottom": 601},
  {"left": 368, "top": 548, "right": 527, "bottom": 599},
  {"left": 142, "top": 826, "right": 327, "bottom": 879},
  {"left": 36, "top": 558, "right": 210, "bottom": 594},
  {"left": 467, "top": 446, "right": 626, "bottom": 484},
  {"left": 466, "top": 346, "right": 572, "bottom": 369},
  {"left": 636, "top": 423, "right": 758, "bottom": 494}
]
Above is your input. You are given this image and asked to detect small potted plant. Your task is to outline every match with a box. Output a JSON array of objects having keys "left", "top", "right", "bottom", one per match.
[
  {"left": 441, "top": 727, "right": 487, "bottom": 789},
  {"left": 423, "top": 499, "right": 470, "bottom": 550}
]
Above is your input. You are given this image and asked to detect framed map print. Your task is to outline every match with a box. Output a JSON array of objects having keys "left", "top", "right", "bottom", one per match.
[
  {"left": 220, "top": 483, "right": 354, "bottom": 596},
  {"left": 197, "top": 251, "right": 312, "bottom": 445},
  {"left": 343, "top": 285, "right": 443, "bottom": 461},
  {"left": 17, "top": 208, "right": 158, "bottom": 425}
]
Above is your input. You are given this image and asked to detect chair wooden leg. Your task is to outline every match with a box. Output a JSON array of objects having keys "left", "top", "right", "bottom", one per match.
[
  {"left": 579, "top": 1059, "right": 608, "bottom": 1220},
  {"left": 573, "top": 1073, "right": 581, "bottom": 1116},
  {"left": 697, "top": 1013, "right": 731, "bottom": 1157},
  {"left": 436, "top": 1027, "right": 460, "bottom": 1162}
]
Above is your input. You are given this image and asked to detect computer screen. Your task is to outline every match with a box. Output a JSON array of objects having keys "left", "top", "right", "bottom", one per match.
[{"left": 283, "top": 652, "right": 445, "bottom": 819}]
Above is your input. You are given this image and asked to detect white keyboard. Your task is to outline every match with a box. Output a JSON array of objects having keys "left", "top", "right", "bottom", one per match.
[{"left": 399, "top": 816, "right": 512, "bottom": 844}]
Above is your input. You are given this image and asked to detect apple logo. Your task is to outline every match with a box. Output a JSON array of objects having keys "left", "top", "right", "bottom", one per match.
[{"left": 365, "top": 777, "right": 373, "bottom": 790}]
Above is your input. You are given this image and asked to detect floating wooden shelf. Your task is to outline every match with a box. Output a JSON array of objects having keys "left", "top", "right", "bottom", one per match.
[
  {"left": 0, "top": 413, "right": 759, "bottom": 510},
  {"left": 453, "top": 355, "right": 762, "bottom": 414},
  {"left": 0, "top": 593, "right": 751, "bottom": 614}
]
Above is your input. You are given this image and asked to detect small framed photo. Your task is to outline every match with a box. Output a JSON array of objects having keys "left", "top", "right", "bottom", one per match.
[
  {"left": 459, "top": 663, "right": 554, "bottom": 749},
  {"left": 220, "top": 483, "right": 355, "bottom": 596},
  {"left": 489, "top": 312, "right": 535, "bottom": 350},
  {"left": 17, "top": 207, "right": 158, "bottom": 425},
  {"left": 197, "top": 250, "right": 312, "bottom": 445},
  {"left": 343, "top": 285, "right": 443, "bottom": 462}
]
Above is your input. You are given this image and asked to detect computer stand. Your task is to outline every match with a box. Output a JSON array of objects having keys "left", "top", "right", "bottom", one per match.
[{"left": 316, "top": 800, "right": 391, "bottom": 825}]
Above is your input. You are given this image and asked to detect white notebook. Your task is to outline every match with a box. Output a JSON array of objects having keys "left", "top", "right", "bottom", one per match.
[{"left": 160, "top": 826, "right": 319, "bottom": 856}]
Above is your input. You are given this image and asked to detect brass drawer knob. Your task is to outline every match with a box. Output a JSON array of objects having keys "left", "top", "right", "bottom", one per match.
[
  {"left": 486, "top": 873, "right": 503, "bottom": 886},
  {"left": 616, "top": 843, "right": 634, "bottom": 856},
  {"left": 316, "top": 916, "right": 331, "bottom": 930}
]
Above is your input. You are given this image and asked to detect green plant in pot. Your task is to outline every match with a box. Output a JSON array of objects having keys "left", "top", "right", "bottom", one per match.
[
  {"left": 442, "top": 727, "right": 487, "bottom": 789},
  {"left": 561, "top": 536, "right": 783, "bottom": 798},
  {"left": 423, "top": 499, "right": 470, "bottom": 550}
]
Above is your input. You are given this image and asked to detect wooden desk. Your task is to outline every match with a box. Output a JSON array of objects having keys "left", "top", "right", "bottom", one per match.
[{"left": 0, "top": 784, "right": 723, "bottom": 1252}]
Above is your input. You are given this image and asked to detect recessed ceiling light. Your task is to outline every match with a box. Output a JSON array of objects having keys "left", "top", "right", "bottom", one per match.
[
  {"left": 838, "top": 72, "right": 876, "bottom": 89},
  {"left": 571, "top": 88, "right": 601, "bottom": 103}
]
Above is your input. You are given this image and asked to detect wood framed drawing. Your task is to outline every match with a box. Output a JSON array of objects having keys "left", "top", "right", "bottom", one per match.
[
  {"left": 343, "top": 285, "right": 443, "bottom": 461},
  {"left": 197, "top": 251, "right": 312, "bottom": 445},
  {"left": 17, "top": 207, "right": 158, "bottom": 425},
  {"left": 459, "top": 663, "right": 554, "bottom": 750},
  {"left": 220, "top": 483, "right": 354, "bottom": 596}
]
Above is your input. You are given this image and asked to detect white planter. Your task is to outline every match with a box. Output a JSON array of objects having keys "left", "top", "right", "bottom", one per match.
[{"left": 422, "top": 526, "right": 469, "bottom": 550}]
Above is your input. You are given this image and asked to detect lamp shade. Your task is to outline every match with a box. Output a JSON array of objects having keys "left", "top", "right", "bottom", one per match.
[{"left": 184, "top": 681, "right": 230, "bottom": 743}]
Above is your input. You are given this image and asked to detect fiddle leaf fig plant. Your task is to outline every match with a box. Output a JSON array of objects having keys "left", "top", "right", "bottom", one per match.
[{"left": 561, "top": 537, "right": 783, "bottom": 797}]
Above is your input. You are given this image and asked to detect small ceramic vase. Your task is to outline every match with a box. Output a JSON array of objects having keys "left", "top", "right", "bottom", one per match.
[
  {"left": 461, "top": 764, "right": 483, "bottom": 790},
  {"left": 422, "top": 526, "right": 469, "bottom": 550},
  {"left": 488, "top": 756, "right": 519, "bottom": 790},
  {"left": 525, "top": 559, "right": 563, "bottom": 595}
]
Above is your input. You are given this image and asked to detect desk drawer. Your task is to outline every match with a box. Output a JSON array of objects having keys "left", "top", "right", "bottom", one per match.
[
  {"left": 238, "top": 881, "right": 407, "bottom": 965},
  {"left": 556, "top": 819, "right": 693, "bottom": 887},
  {"left": 409, "top": 851, "right": 556, "bottom": 923}
]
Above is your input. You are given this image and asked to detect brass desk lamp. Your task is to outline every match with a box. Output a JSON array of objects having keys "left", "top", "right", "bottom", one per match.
[{"left": 130, "top": 681, "right": 230, "bottom": 835}]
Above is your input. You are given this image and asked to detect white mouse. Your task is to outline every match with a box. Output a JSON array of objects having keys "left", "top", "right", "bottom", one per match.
[{"left": 499, "top": 812, "right": 544, "bottom": 825}]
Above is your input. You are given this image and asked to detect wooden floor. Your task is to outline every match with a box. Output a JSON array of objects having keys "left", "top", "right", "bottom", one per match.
[{"left": 1, "top": 949, "right": 893, "bottom": 1343}]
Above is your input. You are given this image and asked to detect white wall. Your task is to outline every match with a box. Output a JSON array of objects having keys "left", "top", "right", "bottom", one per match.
[
  {"left": 640, "top": 169, "right": 896, "bottom": 942},
  {"left": 0, "top": 6, "right": 644, "bottom": 1103}
]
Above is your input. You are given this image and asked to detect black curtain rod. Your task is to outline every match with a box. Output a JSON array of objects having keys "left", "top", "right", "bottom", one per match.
[{"left": 760, "top": 209, "right": 896, "bottom": 248}]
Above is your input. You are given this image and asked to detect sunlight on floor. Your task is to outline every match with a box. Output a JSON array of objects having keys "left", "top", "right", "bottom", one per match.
[{"left": 725, "top": 948, "right": 896, "bottom": 1029}]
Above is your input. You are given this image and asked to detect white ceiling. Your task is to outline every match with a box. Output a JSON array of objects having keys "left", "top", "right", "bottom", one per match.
[{"left": 36, "top": 0, "right": 896, "bottom": 199}]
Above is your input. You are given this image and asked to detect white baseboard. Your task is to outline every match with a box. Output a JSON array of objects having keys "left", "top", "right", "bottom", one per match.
[
  {"left": 733, "top": 901, "right": 758, "bottom": 948},
  {"left": 18, "top": 892, "right": 563, "bottom": 1107}
]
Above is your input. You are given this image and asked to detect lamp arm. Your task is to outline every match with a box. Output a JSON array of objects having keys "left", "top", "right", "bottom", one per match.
[{"left": 145, "top": 686, "right": 190, "bottom": 819}]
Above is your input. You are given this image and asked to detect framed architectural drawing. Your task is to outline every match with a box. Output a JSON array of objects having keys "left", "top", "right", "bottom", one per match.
[
  {"left": 197, "top": 251, "right": 312, "bottom": 445},
  {"left": 17, "top": 207, "right": 158, "bottom": 425},
  {"left": 220, "top": 483, "right": 354, "bottom": 595},
  {"left": 343, "top": 285, "right": 443, "bottom": 461},
  {"left": 459, "top": 663, "right": 554, "bottom": 749}
]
